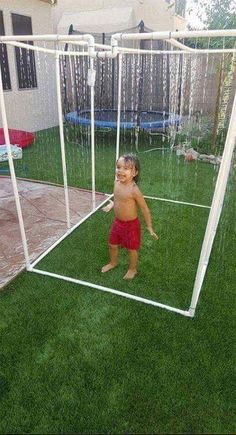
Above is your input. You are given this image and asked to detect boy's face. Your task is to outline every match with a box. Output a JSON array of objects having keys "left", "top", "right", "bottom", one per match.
[{"left": 116, "top": 157, "right": 138, "bottom": 184}]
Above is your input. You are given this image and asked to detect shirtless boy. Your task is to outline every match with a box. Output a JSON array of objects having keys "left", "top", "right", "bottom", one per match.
[{"left": 101, "top": 153, "right": 158, "bottom": 279}]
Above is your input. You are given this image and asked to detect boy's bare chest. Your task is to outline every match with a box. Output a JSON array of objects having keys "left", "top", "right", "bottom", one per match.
[{"left": 114, "top": 184, "right": 134, "bottom": 201}]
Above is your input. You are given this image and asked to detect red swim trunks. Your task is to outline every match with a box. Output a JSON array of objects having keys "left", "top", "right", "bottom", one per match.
[{"left": 109, "top": 217, "right": 141, "bottom": 250}]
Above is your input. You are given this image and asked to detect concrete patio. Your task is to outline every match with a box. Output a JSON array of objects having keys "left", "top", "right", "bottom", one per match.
[{"left": 0, "top": 177, "right": 107, "bottom": 289}]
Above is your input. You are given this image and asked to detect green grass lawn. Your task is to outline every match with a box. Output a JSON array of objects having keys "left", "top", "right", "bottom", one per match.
[{"left": 0, "top": 125, "right": 235, "bottom": 434}]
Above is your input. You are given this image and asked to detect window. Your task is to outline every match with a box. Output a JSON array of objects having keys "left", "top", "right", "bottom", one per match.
[
  {"left": 12, "top": 13, "right": 37, "bottom": 89},
  {"left": 175, "top": 0, "right": 186, "bottom": 17},
  {"left": 0, "top": 11, "right": 11, "bottom": 90}
]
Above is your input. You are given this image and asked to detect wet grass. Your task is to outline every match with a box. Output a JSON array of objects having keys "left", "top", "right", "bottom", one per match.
[{"left": 10, "top": 125, "right": 219, "bottom": 202}]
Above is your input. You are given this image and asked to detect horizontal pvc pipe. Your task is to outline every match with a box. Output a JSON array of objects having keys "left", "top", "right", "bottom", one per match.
[
  {"left": 112, "top": 29, "right": 236, "bottom": 42},
  {"left": 4, "top": 40, "right": 235, "bottom": 56},
  {"left": 0, "top": 34, "right": 94, "bottom": 42},
  {"left": 4, "top": 40, "right": 89, "bottom": 56},
  {"left": 94, "top": 43, "right": 112, "bottom": 50},
  {"left": 31, "top": 268, "right": 191, "bottom": 317},
  {"left": 1, "top": 30, "right": 235, "bottom": 45},
  {"left": 0, "top": 33, "right": 96, "bottom": 57},
  {"left": 118, "top": 47, "right": 236, "bottom": 55},
  {"left": 144, "top": 195, "right": 211, "bottom": 209},
  {"left": 96, "top": 50, "right": 118, "bottom": 59},
  {"left": 100, "top": 192, "right": 209, "bottom": 209},
  {"left": 1, "top": 36, "right": 235, "bottom": 58},
  {"left": 4, "top": 39, "right": 114, "bottom": 58}
]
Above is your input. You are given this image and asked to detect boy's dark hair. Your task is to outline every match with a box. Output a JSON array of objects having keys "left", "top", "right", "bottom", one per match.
[{"left": 121, "top": 153, "right": 140, "bottom": 183}]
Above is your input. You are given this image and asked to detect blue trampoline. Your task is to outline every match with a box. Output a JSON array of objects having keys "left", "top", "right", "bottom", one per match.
[{"left": 65, "top": 109, "right": 181, "bottom": 130}]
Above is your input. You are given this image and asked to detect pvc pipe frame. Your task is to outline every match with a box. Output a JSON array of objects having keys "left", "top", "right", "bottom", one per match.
[
  {"left": 116, "top": 53, "right": 123, "bottom": 162},
  {"left": 112, "top": 28, "right": 236, "bottom": 43},
  {"left": 89, "top": 56, "right": 96, "bottom": 209},
  {"left": 1, "top": 30, "right": 236, "bottom": 317},
  {"left": 55, "top": 54, "right": 71, "bottom": 229},
  {"left": 2, "top": 38, "right": 236, "bottom": 57},
  {"left": 189, "top": 89, "right": 236, "bottom": 317},
  {"left": 1, "top": 29, "right": 236, "bottom": 58}
]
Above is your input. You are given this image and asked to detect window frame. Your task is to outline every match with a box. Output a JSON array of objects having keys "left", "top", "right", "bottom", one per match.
[
  {"left": 175, "top": 0, "right": 186, "bottom": 18},
  {"left": 11, "top": 12, "right": 38, "bottom": 90},
  {"left": 0, "top": 10, "right": 12, "bottom": 91}
]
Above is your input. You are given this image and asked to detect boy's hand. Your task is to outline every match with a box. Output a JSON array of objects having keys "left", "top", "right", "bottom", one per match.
[
  {"left": 147, "top": 227, "right": 159, "bottom": 240},
  {"left": 102, "top": 201, "right": 114, "bottom": 213}
]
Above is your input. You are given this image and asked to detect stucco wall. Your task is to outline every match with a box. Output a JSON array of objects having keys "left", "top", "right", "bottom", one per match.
[
  {"left": 0, "top": 0, "right": 187, "bottom": 134},
  {"left": 173, "top": 15, "right": 186, "bottom": 32},
  {"left": 0, "top": 0, "right": 58, "bottom": 132},
  {"left": 52, "top": 0, "right": 186, "bottom": 34}
]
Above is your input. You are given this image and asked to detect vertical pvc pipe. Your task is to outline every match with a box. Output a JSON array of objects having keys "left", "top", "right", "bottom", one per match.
[
  {"left": 116, "top": 52, "right": 123, "bottom": 161},
  {"left": 55, "top": 53, "right": 71, "bottom": 229},
  {"left": 189, "top": 89, "right": 236, "bottom": 317},
  {"left": 0, "top": 63, "right": 31, "bottom": 269},
  {"left": 90, "top": 56, "right": 96, "bottom": 209}
]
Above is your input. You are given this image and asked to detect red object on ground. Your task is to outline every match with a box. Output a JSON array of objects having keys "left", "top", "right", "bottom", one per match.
[
  {"left": 0, "top": 128, "right": 35, "bottom": 148},
  {"left": 185, "top": 153, "right": 194, "bottom": 161}
]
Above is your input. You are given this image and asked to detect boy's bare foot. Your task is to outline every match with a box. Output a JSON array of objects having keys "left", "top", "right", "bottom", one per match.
[
  {"left": 101, "top": 263, "right": 117, "bottom": 273},
  {"left": 123, "top": 269, "right": 137, "bottom": 280}
]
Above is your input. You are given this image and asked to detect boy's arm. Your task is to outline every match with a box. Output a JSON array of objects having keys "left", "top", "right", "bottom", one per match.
[
  {"left": 102, "top": 200, "right": 114, "bottom": 212},
  {"left": 103, "top": 182, "right": 115, "bottom": 212},
  {"left": 134, "top": 186, "right": 158, "bottom": 239}
]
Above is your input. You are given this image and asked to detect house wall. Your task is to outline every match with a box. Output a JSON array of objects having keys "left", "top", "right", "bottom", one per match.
[
  {"left": 136, "top": 0, "right": 175, "bottom": 31},
  {"left": 0, "top": 0, "right": 58, "bottom": 132},
  {"left": 52, "top": 0, "right": 186, "bottom": 34},
  {"left": 173, "top": 14, "right": 186, "bottom": 31}
]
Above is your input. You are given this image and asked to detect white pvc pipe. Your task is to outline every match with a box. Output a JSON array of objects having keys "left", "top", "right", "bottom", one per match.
[
  {"left": 95, "top": 43, "right": 112, "bottom": 50},
  {"left": 0, "top": 34, "right": 96, "bottom": 58},
  {"left": 189, "top": 89, "right": 236, "bottom": 317},
  {"left": 167, "top": 38, "right": 195, "bottom": 52},
  {"left": 55, "top": 53, "right": 71, "bottom": 229},
  {"left": 112, "top": 29, "right": 236, "bottom": 43},
  {"left": 1, "top": 36, "right": 235, "bottom": 59},
  {"left": 116, "top": 52, "right": 123, "bottom": 162},
  {"left": 2, "top": 40, "right": 89, "bottom": 56},
  {"left": 0, "top": 66, "right": 31, "bottom": 269},
  {"left": 89, "top": 57, "right": 96, "bottom": 209},
  {"left": 0, "top": 30, "right": 235, "bottom": 45},
  {"left": 96, "top": 51, "right": 118, "bottom": 59},
  {"left": 89, "top": 45, "right": 236, "bottom": 58},
  {"left": 111, "top": 29, "right": 236, "bottom": 56},
  {"left": 5, "top": 38, "right": 114, "bottom": 59},
  {"left": 0, "top": 33, "right": 94, "bottom": 43},
  {"left": 144, "top": 195, "right": 211, "bottom": 209},
  {"left": 31, "top": 268, "right": 191, "bottom": 317},
  {"left": 118, "top": 47, "right": 236, "bottom": 55}
]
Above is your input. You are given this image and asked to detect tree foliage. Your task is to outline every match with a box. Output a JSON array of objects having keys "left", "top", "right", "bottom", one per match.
[
  {"left": 194, "top": 0, "right": 236, "bottom": 30},
  {"left": 186, "top": 0, "right": 236, "bottom": 48}
]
